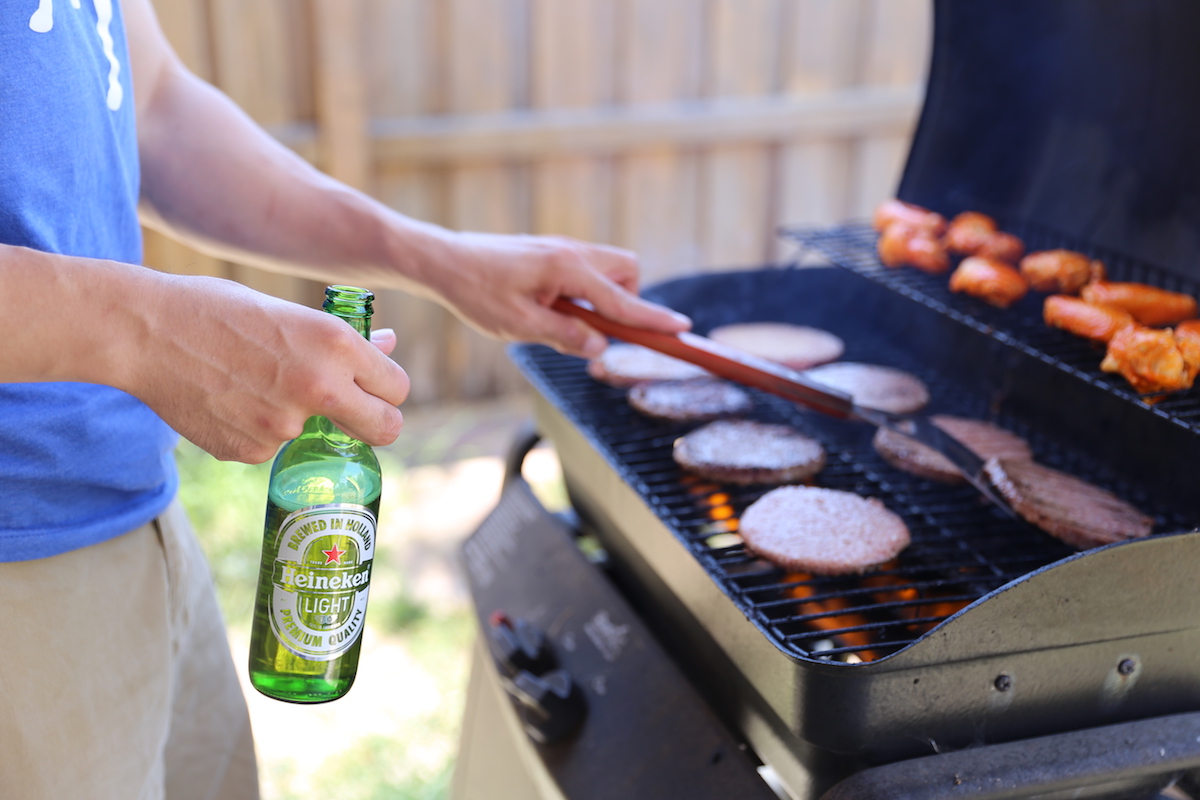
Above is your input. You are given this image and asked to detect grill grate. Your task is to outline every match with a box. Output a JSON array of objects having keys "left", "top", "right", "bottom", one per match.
[
  {"left": 782, "top": 222, "right": 1200, "bottom": 430},
  {"left": 513, "top": 328, "right": 1198, "bottom": 664}
]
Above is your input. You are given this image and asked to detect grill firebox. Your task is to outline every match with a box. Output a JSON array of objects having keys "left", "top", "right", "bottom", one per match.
[{"left": 511, "top": 262, "right": 1200, "bottom": 788}]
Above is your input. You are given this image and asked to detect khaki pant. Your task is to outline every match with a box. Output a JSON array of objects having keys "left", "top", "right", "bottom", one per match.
[{"left": 0, "top": 500, "right": 260, "bottom": 800}]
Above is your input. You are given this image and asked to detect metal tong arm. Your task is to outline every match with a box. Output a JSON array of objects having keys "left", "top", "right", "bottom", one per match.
[
  {"left": 856, "top": 407, "right": 1019, "bottom": 520},
  {"left": 551, "top": 298, "right": 856, "bottom": 419}
]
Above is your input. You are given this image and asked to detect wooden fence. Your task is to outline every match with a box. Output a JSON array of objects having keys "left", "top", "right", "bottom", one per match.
[{"left": 145, "top": 0, "right": 931, "bottom": 403}]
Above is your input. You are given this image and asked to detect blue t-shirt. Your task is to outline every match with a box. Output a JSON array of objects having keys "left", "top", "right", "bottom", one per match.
[{"left": 0, "top": 1, "right": 179, "bottom": 560}]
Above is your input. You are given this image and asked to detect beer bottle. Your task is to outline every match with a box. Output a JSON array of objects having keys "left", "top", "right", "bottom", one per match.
[{"left": 248, "top": 285, "right": 383, "bottom": 703}]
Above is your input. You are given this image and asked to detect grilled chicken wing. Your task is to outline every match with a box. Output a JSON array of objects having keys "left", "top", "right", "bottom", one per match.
[
  {"left": 948, "top": 256, "right": 1030, "bottom": 308},
  {"left": 872, "top": 199, "right": 946, "bottom": 235},
  {"left": 975, "top": 231, "right": 1026, "bottom": 263},
  {"left": 1020, "top": 250, "right": 1106, "bottom": 294},
  {"left": 944, "top": 211, "right": 997, "bottom": 255},
  {"left": 1081, "top": 281, "right": 1198, "bottom": 326},
  {"left": 1100, "top": 325, "right": 1198, "bottom": 396},
  {"left": 1173, "top": 320, "right": 1200, "bottom": 377},
  {"left": 877, "top": 223, "right": 950, "bottom": 274},
  {"left": 1043, "top": 295, "right": 1134, "bottom": 342}
]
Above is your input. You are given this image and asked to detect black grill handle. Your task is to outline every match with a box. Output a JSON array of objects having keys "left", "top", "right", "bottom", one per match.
[
  {"left": 503, "top": 420, "right": 541, "bottom": 486},
  {"left": 820, "top": 711, "right": 1200, "bottom": 800}
]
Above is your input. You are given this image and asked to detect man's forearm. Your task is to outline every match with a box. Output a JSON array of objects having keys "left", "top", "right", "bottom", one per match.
[
  {"left": 0, "top": 245, "right": 160, "bottom": 387},
  {"left": 136, "top": 63, "right": 446, "bottom": 296}
]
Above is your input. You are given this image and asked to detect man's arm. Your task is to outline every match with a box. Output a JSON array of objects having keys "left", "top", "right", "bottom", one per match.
[
  {"left": 123, "top": 0, "right": 690, "bottom": 360},
  {"left": 0, "top": 243, "right": 409, "bottom": 464}
]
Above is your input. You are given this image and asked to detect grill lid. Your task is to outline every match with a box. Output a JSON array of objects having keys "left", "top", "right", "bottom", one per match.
[{"left": 899, "top": 0, "right": 1200, "bottom": 279}]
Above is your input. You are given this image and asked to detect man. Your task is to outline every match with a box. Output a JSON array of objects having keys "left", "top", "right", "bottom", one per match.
[{"left": 0, "top": 1, "right": 690, "bottom": 797}]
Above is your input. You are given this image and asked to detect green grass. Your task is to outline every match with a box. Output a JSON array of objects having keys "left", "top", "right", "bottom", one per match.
[
  {"left": 175, "top": 439, "right": 476, "bottom": 800},
  {"left": 174, "top": 440, "right": 272, "bottom": 625}
]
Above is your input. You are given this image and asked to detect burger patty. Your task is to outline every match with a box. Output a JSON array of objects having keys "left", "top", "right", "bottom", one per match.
[
  {"left": 983, "top": 458, "right": 1154, "bottom": 549},
  {"left": 587, "top": 343, "right": 709, "bottom": 387},
  {"left": 873, "top": 415, "right": 1033, "bottom": 483},
  {"left": 707, "top": 322, "right": 845, "bottom": 370},
  {"left": 739, "top": 486, "right": 911, "bottom": 575},
  {"left": 672, "top": 419, "right": 825, "bottom": 486},
  {"left": 800, "top": 362, "right": 931, "bottom": 414},
  {"left": 628, "top": 379, "right": 754, "bottom": 423}
]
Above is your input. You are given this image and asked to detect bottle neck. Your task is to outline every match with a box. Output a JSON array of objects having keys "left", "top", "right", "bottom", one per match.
[
  {"left": 323, "top": 285, "right": 374, "bottom": 340},
  {"left": 301, "top": 285, "right": 376, "bottom": 444}
]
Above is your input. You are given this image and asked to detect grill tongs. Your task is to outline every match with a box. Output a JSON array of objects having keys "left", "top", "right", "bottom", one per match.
[{"left": 552, "top": 298, "right": 1020, "bottom": 519}]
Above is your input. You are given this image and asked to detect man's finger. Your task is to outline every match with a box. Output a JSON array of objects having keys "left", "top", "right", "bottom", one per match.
[
  {"left": 328, "top": 398, "right": 406, "bottom": 447},
  {"left": 568, "top": 272, "right": 691, "bottom": 334},
  {"left": 370, "top": 328, "right": 397, "bottom": 356}
]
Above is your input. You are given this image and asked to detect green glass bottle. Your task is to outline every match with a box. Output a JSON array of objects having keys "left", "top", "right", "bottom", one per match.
[{"left": 248, "top": 285, "right": 383, "bottom": 703}]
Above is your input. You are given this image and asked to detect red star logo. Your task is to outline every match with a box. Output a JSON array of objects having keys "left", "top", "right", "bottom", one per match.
[{"left": 321, "top": 544, "right": 346, "bottom": 564}]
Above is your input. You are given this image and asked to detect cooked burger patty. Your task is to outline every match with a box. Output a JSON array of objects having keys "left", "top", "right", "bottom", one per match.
[
  {"left": 587, "top": 343, "right": 709, "bottom": 387},
  {"left": 707, "top": 322, "right": 845, "bottom": 370},
  {"left": 983, "top": 458, "right": 1154, "bottom": 549},
  {"left": 673, "top": 420, "right": 825, "bottom": 485},
  {"left": 628, "top": 379, "right": 754, "bottom": 423},
  {"left": 801, "top": 362, "right": 930, "bottom": 414},
  {"left": 873, "top": 415, "right": 1033, "bottom": 483},
  {"left": 739, "top": 486, "right": 911, "bottom": 574}
]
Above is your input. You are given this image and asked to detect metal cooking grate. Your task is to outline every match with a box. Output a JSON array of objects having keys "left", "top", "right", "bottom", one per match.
[
  {"left": 782, "top": 222, "right": 1200, "bottom": 429},
  {"left": 512, "top": 336, "right": 1196, "bottom": 664}
]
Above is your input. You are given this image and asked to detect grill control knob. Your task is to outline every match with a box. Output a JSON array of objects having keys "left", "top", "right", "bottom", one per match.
[
  {"left": 509, "top": 668, "right": 587, "bottom": 744},
  {"left": 488, "top": 612, "right": 557, "bottom": 676}
]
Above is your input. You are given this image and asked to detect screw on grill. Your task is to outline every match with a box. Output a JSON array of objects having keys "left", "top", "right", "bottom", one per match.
[
  {"left": 1118, "top": 658, "right": 1137, "bottom": 676},
  {"left": 994, "top": 674, "right": 1013, "bottom": 692}
]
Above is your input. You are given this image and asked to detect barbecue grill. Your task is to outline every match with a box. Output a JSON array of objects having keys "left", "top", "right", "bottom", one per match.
[{"left": 451, "top": 3, "right": 1200, "bottom": 798}]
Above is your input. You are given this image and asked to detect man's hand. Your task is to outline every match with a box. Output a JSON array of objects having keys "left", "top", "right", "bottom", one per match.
[
  {"left": 416, "top": 231, "right": 692, "bottom": 358},
  {"left": 119, "top": 273, "right": 410, "bottom": 464}
]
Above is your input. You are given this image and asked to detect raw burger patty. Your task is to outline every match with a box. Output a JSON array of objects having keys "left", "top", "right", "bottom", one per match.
[
  {"left": 983, "top": 458, "right": 1154, "bottom": 550},
  {"left": 673, "top": 420, "right": 825, "bottom": 485},
  {"left": 873, "top": 415, "right": 1033, "bottom": 483},
  {"left": 739, "top": 486, "right": 911, "bottom": 574},
  {"left": 628, "top": 379, "right": 754, "bottom": 423},
  {"left": 801, "top": 362, "right": 930, "bottom": 414},
  {"left": 707, "top": 322, "right": 845, "bottom": 370},
  {"left": 587, "top": 343, "right": 709, "bottom": 387}
]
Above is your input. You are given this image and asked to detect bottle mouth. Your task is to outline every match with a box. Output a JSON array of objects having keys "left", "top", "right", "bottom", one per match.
[{"left": 323, "top": 285, "right": 374, "bottom": 316}]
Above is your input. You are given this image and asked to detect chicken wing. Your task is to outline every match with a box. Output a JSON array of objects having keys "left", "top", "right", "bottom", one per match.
[
  {"left": 975, "top": 231, "right": 1026, "bottom": 263},
  {"left": 1101, "top": 325, "right": 1198, "bottom": 396},
  {"left": 1020, "top": 250, "right": 1106, "bottom": 294},
  {"left": 872, "top": 199, "right": 946, "bottom": 235},
  {"left": 1043, "top": 295, "right": 1134, "bottom": 342},
  {"left": 877, "top": 223, "right": 950, "bottom": 274},
  {"left": 944, "top": 211, "right": 998, "bottom": 255},
  {"left": 1081, "top": 281, "right": 1198, "bottom": 326},
  {"left": 948, "top": 256, "right": 1030, "bottom": 308}
]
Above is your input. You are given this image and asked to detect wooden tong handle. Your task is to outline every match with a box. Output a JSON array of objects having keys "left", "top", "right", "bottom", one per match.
[{"left": 552, "top": 297, "right": 855, "bottom": 419}]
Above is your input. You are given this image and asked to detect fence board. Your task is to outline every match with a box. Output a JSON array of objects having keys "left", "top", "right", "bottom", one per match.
[
  {"left": 851, "top": 0, "right": 930, "bottom": 217},
  {"left": 363, "top": 0, "right": 449, "bottom": 405},
  {"left": 446, "top": 0, "right": 529, "bottom": 399},
  {"left": 531, "top": 0, "right": 614, "bottom": 244},
  {"left": 774, "top": 0, "right": 863, "bottom": 262},
  {"left": 701, "top": 0, "right": 782, "bottom": 269},
  {"left": 312, "top": 0, "right": 370, "bottom": 190},
  {"left": 612, "top": 0, "right": 701, "bottom": 284}
]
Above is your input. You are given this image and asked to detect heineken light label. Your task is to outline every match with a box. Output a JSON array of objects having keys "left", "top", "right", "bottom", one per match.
[{"left": 269, "top": 503, "right": 376, "bottom": 661}]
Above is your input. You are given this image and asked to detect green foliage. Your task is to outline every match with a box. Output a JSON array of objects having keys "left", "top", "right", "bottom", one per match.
[
  {"left": 176, "top": 438, "right": 477, "bottom": 800},
  {"left": 175, "top": 439, "right": 272, "bottom": 626}
]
